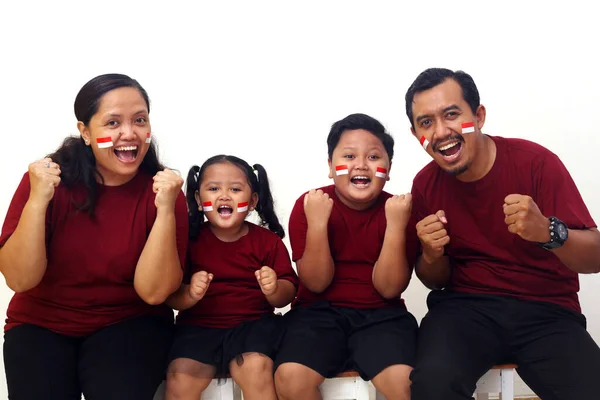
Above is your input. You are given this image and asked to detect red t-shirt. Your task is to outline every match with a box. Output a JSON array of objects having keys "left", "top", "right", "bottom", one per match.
[
  {"left": 176, "top": 222, "right": 299, "bottom": 328},
  {"left": 289, "top": 185, "right": 418, "bottom": 309},
  {"left": 410, "top": 136, "right": 596, "bottom": 313},
  {"left": 0, "top": 171, "right": 189, "bottom": 336}
]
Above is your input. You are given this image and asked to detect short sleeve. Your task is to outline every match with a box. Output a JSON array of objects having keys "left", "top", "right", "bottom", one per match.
[
  {"left": 409, "top": 180, "right": 427, "bottom": 257},
  {"left": 534, "top": 153, "right": 596, "bottom": 229},
  {"left": 265, "top": 237, "right": 299, "bottom": 287},
  {"left": 288, "top": 193, "right": 308, "bottom": 262},
  {"left": 0, "top": 172, "right": 51, "bottom": 248}
]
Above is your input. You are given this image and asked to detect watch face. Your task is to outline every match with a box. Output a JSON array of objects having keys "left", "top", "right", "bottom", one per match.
[{"left": 557, "top": 223, "right": 568, "bottom": 240}]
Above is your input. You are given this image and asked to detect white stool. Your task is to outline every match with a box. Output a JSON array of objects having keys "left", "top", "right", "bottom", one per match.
[
  {"left": 474, "top": 364, "right": 516, "bottom": 400},
  {"left": 153, "top": 378, "right": 242, "bottom": 400}
]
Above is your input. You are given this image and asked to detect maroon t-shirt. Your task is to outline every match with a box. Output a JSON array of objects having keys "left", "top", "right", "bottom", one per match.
[
  {"left": 176, "top": 222, "right": 299, "bottom": 329},
  {"left": 410, "top": 136, "right": 596, "bottom": 313},
  {"left": 0, "top": 171, "right": 189, "bottom": 336},
  {"left": 289, "top": 185, "right": 418, "bottom": 309}
]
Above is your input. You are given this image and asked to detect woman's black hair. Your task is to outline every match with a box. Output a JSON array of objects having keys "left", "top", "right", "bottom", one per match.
[
  {"left": 186, "top": 155, "right": 285, "bottom": 239},
  {"left": 46, "top": 73, "right": 165, "bottom": 214}
]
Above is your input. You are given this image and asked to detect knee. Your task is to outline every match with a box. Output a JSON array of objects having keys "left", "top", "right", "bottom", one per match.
[
  {"left": 275, "top": 363, "right": 321, "bottom": 398},
  {"left": 232, "top": 353, "right": 274, "bottom": 389},
  {"left": 165, "top": 372, "right": 195, "bottom": 398},
  {"left": 410, "top": 362, "right": 473, "bottom": 399},
  {"left": 373, "top": 365, "right": 412, "bottom": 400}
]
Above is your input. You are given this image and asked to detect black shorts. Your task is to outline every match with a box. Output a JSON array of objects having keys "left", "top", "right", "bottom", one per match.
[
  {"left": 168, "top": 313, "right": 283, "bottom": 378},
  {"left": 274, "top": 301, "right": 418, "bottom": 381}
]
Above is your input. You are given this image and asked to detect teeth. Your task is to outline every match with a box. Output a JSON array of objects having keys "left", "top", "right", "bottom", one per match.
[
  {"left": 352, "top": 176, "right": 370, "bottom": 180},
  {"left": 439, "top": 142, "right": 459, "bottom": 151},
  {"left": 115, "top": 145, "right": 138, "bottom": 151},
  {"left": 219, "top": 205, "right": 231, "bottom": 209}
]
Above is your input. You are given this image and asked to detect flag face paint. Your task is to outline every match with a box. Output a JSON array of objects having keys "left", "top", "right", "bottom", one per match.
[
  {"left": 375, "top": 167, "right": 387, "bottom": 178},
  {"left": 96, "top": 137, "right": 113, "bottom": 148},
  {"left": 202, "top": 201, "right": 213, "bottom": 212},
  {"left": 461, "top": 121, "right": 475, "bottom": 134},
  {"left": 335, "top": 165, "right": 349, "bottom": 176},
  {"left": 237, "top": 202, "right": 249, "bottom": 212},
  {"left": 419, "top": 136, "right": 429, "bottom": 151},
  {"left": 145, "top": 132, "right": 152, "bottom": 143}
]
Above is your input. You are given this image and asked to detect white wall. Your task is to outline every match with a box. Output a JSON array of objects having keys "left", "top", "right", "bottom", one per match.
[{"left": 1, "top": 0, "right": 598, "bottom": 397}]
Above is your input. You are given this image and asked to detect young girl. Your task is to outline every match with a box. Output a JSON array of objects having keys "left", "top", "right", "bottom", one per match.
[{"left": 165, "top": 155, "right": 298, "bottom": 400}]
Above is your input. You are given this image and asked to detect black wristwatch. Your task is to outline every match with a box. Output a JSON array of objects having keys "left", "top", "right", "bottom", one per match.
[{"left": 538, "top": 216, "right": 568, "bottom": 250}]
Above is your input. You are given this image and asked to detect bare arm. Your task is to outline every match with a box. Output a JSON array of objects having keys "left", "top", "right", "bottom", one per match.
[
  {"left": 165, "top": 284, "right": 198, "bottom": 311},
  {"left": 373, "top": 224, "right": 412, "bottom": 299},
  {"left": 552, "top": 228, "right": 600, "bottom": 273},
  {"left": 297, "top": 223, "right": 335, "bottom": 293},
  {"left": 265, "top": 279, "right": 297, "bottom": 308},
  {"left": 0, "top": 200, "right": 48, "bottom": 292},
  {"left": 134, "top": 210, "right": 183, "bottom": 305},
  {"left": 415, "top": 254, "right": 452, "bottom": 290}
]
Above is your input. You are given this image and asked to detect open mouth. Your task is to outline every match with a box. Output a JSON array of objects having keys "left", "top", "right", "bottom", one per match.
[
  {"left": 217, "top": 205, "right": 233, "bottom": 218},
  {"left": 114, "top": 145, "right": 138, "bottom": 163},
  {"left": 350, "top": 175, "right": 371, "bottom": 188},
  {"left": 437, "top": 141, "right": 462, "bottom": 162}
]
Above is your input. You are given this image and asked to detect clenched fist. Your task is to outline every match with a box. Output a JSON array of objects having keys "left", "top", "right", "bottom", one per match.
[
  {"left": 304, "top": 189, "right": 333, "bottom": 228},
  {"left": 385, "top": 193, "right": 412, "bottom": 228},
  {"left": 188, "top": 271, "right": 213, "bottom": 301},
  {"left": 28, "top": 158, "right": 61, "bottom": 206},
  {"left": 255, "top": 266, "right": 278, "bottom": 296},
  {"left": 503, "top": 194, "right": 550, "bottom": 243},
  {"left": 416, "top": 210, "right": 450, "bottom": 263},
  {"left": 153, "top": 169, "right": 184, "bottom": 211}
]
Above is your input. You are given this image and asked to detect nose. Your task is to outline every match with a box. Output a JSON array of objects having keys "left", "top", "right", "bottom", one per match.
[
  {"left": 433, "top": 119, "right": 453, "bottom": 143},
  {"left": 354, "top": 156, "right": 368, "bottom": 170},
  {"left": 219, "top": 192, "right": 231, "bottom": 201},
  {"left": 119, "top": 123, "right": 136, "bottom": 140}
]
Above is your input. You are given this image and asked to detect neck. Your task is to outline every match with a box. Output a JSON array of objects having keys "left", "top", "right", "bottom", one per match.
[
  {"left": 456, "top": 134, "right": 497, "bottom": 182},
  {"left": 97, "top": 167, "right": 138, "bottom": 186},
  {"left": 210, "top": 222, "right": 249, "bottom": 242}
]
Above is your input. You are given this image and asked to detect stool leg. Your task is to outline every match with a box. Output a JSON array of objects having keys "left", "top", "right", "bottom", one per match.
[
  {"left": 475, "top": 394, "right": 490, "bottom": 400},
  {"left": 499, "top": 368, "right": 514, "bottom": 400}
]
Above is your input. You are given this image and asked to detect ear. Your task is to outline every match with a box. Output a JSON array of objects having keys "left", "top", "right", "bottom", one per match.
[
  {"left": 194, "top": 190, "right": 202, "bottom": 210},
  {"left": 386, "top": 161, "right": 392, "bottom": 182},
  {"left": 249, "top": 192, "right": 259, "bottom": 211},
  {"left": 410, "top": 126, "right": 417, "bottom": 138},
  {"left": 77, "top": 121, "right": 91, "bottom": 146},
  {"left": 327, "top": 158, "right": 333, "bottom": 179},
  {"left": 475, "top": 104, "right": 486, "bottom": 132}
]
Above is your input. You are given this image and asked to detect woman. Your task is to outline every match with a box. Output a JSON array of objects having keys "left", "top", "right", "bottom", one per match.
[{"left": 0, "top": 73, "right": 188, "bottom": 399}]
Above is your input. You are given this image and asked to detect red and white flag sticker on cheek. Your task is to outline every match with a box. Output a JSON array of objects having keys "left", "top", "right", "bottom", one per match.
[
  {"left": 237, "top": 201, "right": 249, "bottom": 212},
  {"left": 419, "top": 136, "right": 429, "bottom": 151},
  {"left": 145, "top": 132, "right": 152, "bottom": 143},
  {"left": 461, "top": 121, "right": 475, "bottom": 134},
  {"left": 96, "top": 137, "right": 113, "bottom": 149},
  {"left": 335, "top": 165, "right": 349, "bottom": 176},
  {"left": 375, "top": 167, "right": 387, "bottom": 178},
  {"left": 202, "top": 201, "right": 213, "bottom": 212}
]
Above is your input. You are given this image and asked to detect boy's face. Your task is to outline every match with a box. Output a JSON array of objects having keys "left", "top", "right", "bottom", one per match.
[{"left": 328, "top": 129, "right": 391, "bottom": 210}]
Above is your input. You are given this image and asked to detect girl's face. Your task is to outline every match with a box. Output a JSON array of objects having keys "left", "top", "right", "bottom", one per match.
[
  {"left": 78, "top": 87, "right": 151, "bottom": 186},
  {"left": 196, "top": 162, "right": 258, "bottom": 232}
]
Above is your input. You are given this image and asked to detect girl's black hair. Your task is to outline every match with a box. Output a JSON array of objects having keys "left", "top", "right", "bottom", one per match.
[
  {"left": 47, "top": 73, "right": 165, "bottom": 214},
  {"left": 186, "top": 155, "right": 284, "bottom": 239}
]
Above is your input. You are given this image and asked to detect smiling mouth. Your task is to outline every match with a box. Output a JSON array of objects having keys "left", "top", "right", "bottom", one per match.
[
  {"left": 350, "top": 175, "right": 371, "bottom": 188},
  {"left": 217, "top": 205, "right": 233, "bottom": 218},
  {"left": 114, "top": 145, "right": 138, "bottom": 163},
  {"left": 437, "top": 141, "right": 462, "bottom": 161}
]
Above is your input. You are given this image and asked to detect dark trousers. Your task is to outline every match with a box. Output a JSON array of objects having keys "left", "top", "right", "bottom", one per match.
[
  {"left": 4, "top": 315, "right": 173, "bottom": 400},
  {"left": 410, "top": 290, "right": 600, "bottom": 400}
]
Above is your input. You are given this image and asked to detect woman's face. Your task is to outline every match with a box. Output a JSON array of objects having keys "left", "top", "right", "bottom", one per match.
[{"left": 78, "top": 86, "right": 151, "bottom": 186}]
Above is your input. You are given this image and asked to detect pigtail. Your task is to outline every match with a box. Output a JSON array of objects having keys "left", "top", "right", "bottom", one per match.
[
  {"left": 252, "top": 163, "right": 285, "bottom": 239},
  {"left": 185, "top": 165, "right": 204, "bottom": 239}
]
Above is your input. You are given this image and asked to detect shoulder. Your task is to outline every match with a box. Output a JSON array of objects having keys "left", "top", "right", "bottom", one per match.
[
  {"left": 496, "top": 136, "right": 556, "bottom": 160},
  {"left": 248, "top": 223, "right": 282, "bottom": 242},
  {"left": 293, "top": 184, "right": 334, "bottom": 204},
  {"left": 412, "top": 160, "right": 441, "bottom": 192}
]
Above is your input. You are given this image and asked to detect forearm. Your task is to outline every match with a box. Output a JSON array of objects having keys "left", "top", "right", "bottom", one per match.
[
  {"left": 265, "top": 279, "right": 297, "bottom": 308},
  {"left": 134, "top": 210, "right": 183, "bottom": 305},
  {"left": 0, "top": 200, "right": 48, "bottom": 292},
  {"left": 165, "top": 284, "right": 199, "bottom": 311},
  {"left": 372, "top": 225, "right": 412, "bottom": 299},
  {"left": 415, "top": 254, "right": 452, "bottom": 290},
  {"left": 297, "top": 225, "right": 335, "bottom": 293},
  {"left": 552, "top": 228, "right": 600, "bottom": 273}
]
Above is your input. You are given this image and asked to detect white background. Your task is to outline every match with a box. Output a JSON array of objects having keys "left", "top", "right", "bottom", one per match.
[{"left": 1, "top": 1, "right": 599, "bottom": 397}]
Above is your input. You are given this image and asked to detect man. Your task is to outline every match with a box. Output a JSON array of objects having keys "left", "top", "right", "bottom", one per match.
[{"left": 405, "top": 67, "right": 600, "bottom": 400}]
